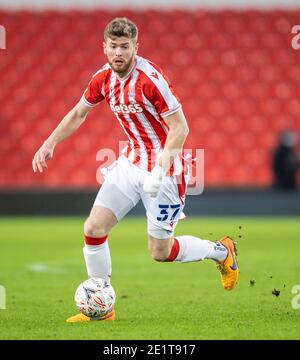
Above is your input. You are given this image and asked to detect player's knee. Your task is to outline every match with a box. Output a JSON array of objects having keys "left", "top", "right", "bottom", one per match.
[
  {"left": 84, "top": 217, "right": 109, "bottom": 238},
  {"left": 149, "top": 246, "right": 170, "bottom": 262},
  {"left": 151, "top": 252, "right": 168, "bottom": 262}
]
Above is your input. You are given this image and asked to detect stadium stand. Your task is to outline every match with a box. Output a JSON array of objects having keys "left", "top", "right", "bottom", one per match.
[{"left": 0, "top": 9, "right": 300, "bottom": 188}]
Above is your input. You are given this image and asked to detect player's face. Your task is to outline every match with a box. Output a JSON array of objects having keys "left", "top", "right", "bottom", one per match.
[{"left": 103, "top": 36, "right": 138, "bottom": 77}]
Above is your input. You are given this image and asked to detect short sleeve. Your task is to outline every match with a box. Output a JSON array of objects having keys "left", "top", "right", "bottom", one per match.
[{"left": 81, "top": 71, "right": 106, "bottom": 107}]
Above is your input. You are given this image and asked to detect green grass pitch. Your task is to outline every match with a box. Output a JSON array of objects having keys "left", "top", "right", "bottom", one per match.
[{"left": 0, "top": 216, "right": 299, "bottom": 340}]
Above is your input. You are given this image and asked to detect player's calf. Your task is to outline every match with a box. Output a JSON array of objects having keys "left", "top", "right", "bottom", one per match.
[{"left": 148, "top": 234, "right": 173, "bottom": 262}]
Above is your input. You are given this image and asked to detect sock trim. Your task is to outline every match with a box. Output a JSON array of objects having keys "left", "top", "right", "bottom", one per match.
[
  {"left": 84, "top": 234, "right": 108, "bottom": 246},
  {"left": 165, "top": 238, "right": 180, "bottom": 262}
]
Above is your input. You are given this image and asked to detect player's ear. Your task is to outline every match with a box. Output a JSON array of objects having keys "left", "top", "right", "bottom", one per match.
[
  {"left": 103, "top": 41, "right": 107, "bottom": 55},
  {"left": 135, "top": 41, "right": 139, "bottom": 53}
]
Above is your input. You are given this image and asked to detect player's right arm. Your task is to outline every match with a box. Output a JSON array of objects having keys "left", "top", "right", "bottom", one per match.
[{"left": 32, "top": 100, "right": 91, "bottom": 173}]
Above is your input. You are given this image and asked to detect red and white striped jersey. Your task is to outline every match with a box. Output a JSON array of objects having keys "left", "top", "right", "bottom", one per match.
[{"left": 81, "top": 55, "right": 183, "bottom": 175}]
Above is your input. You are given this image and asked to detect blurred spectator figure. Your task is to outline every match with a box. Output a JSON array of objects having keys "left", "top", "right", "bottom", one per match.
[{"left": 272, "top": 130, "right": 299, "bottom": 190}]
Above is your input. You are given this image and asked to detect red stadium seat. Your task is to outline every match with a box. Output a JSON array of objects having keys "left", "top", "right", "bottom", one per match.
[{"left": 0, "top": 9, "right": 300, "bottom": 188}]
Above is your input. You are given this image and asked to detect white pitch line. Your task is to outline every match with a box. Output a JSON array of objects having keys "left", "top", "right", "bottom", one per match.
[{"left": 27, "top": 263, "right": 68, "bottom": 274}]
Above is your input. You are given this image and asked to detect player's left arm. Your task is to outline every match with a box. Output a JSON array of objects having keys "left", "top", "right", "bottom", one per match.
[{"left": 157, "top": 108, "right": 189, "bottom": 172}]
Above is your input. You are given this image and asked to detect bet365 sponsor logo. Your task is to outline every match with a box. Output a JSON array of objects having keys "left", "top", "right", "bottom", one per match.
[
  {"left": 110, "top": 101, "right": 143, "bottom": 115},
  {"left": 291, "top": 25, "right": 300, "bottom": 50},
  {"left": 0, "top": 285, "right": 6, "bottom": 309},
  {"left": 0, "top": 25, "right": 6, "bottom": 49},
  {"left": 291, "top": 285, "right": 300, "bottom": 309}
]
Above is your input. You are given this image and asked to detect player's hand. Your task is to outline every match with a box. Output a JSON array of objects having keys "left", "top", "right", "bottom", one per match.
[
  {"left": 143, "top": 165, "right": 165, "bottom": 198},
  {"left": 32, "top": 140, "right": 55, "bottom": 173}
]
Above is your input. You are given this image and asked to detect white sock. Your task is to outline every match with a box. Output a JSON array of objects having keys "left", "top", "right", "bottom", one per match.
[
  {"left": 83, "top": 241, "right": 112, "bottom": 283},
  {"left": 175, "top": 236, "right": 228, "bottom": 263}
]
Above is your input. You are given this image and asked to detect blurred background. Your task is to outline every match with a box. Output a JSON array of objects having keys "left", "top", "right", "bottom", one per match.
[
  {"left": 1, "top": 2, "right": 300, "bottom": 341},
  {"left": 0, "top": 0, "right": 300, "bottom": 216}
]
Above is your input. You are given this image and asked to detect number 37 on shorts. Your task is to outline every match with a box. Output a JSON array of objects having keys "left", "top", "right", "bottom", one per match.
[{"left": 156, "top": 204, "right": 181, "bottom": 222}]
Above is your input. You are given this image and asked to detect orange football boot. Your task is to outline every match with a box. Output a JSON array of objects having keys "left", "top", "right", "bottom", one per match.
[
  {"left": 66, "top": 308, "right": 115, "bottom": 323},
  {"left": 216, "top": 237, "right": 239, "bottom": 291}
]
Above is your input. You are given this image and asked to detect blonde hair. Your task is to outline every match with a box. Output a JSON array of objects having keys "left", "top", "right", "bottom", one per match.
[{"left": 104, "top": 17, "right": 138, "bottom": 42}]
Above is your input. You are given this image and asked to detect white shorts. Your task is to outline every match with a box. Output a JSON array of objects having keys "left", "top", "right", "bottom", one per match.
[{"left": 94, "top": 155, "right": 189, "bottom": 239}]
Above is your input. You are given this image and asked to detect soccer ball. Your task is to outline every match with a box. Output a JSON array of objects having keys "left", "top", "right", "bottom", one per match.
[{"left": 74, "top": 277, "right": 116, "bottom": 318}]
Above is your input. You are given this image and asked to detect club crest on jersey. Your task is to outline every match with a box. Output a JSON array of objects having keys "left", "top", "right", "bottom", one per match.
[
  {"left": 110, "top": 101, "right": 143, "bottom": 114},
  {"left": 129, "top": 86, "right": 135, "bottom": 96},
  {"left": 128, "top": 86, "right": 135, "bottom": 102}
]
